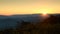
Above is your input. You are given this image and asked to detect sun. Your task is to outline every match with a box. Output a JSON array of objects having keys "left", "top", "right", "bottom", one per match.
[
  {"left": 40, "top": 10, "right": 49, "bottom": 17},
  {"left": 42, "top": 12, "right": 47, "bottom": 15},
  {"left": 39, "top": 9, "right": 48, "bottom": 16},
  {"left": 41, "top": 12, "right": 48, "bottom": 17}
]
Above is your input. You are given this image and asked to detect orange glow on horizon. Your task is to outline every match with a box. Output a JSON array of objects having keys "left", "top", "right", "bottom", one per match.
[{"left": 0, "top": 0, "right": 60, "bottom": 15}]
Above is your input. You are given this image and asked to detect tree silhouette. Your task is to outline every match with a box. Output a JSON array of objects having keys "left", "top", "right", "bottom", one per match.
[
  {"left": 16, "top": 20, "right": 35, "bottom": 34},
  {"left": 41, "top": 15, "right": 59, "bottom": 24}
]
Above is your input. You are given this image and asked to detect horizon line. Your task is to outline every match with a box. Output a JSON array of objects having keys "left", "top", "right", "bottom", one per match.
[{"left": 0, "top": 13, "right": 60, "bottom": 16}]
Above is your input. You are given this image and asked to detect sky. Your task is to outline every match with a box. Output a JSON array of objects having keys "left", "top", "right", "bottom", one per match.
[{"left": 0, "top": 0, "right": 60, "bottom": 15}]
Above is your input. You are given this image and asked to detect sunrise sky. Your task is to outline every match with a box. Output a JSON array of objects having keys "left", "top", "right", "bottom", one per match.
[{"left": 0, "top": 0, "right": 60, "bottom": 15}]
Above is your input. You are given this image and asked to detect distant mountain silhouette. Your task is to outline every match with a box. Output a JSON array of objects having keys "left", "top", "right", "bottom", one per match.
[
  {"left": 0, "top": 14, "right": 60, "bottom": 30},
  {"left": 0, "top": 14, "right": 41, "bottom": 30}
]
